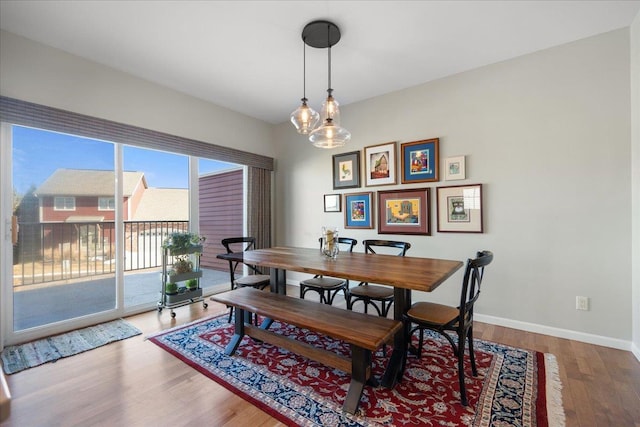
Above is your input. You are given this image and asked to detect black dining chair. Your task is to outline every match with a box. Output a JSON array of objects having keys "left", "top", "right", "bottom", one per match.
[
  {"left": 299, "top": 237, "right": 357, "bottom": 305},
  {"left": 346, "top": 239, "right": 411, "bottom": 317},
  {"left": 221, "top": 237, "right": 271, "bottom": 323},
  {"left": 403, "top": 250, "right": 493, "bottom": 406}
]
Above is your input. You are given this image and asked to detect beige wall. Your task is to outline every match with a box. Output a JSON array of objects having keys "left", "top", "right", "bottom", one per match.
[
  {"left": 274, "top": 29, "right": 633, "bottom": 348},
  {"left": 631, "top": 12, "right": 640, "bottom": 359},
  {"left": 0, "top": 30, "right": 274, "bottom": 158},
  {"left": 0, "top": 25, "right": 636, "bottom": 351}
]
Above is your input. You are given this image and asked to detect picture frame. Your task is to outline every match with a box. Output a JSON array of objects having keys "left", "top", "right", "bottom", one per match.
[
  {"left": 436, "top": 184, "right": 483, "bottom": 233},
  {"left": 377, "top": 188, "right": 431, "bottom": 235},
  {"left": 344, "top": 192, "right": 374, "bottom": 229},
  {"left": 364, "top": 142, "right": 397, "bottom": 187},
  {"left": 401, "top": 138, "right": 439, "bottom": 184},
  {"left": 323, "top": 194, "right": 341, "bottom": 212},
  {"left": 332, "top": 151, "right": 361, "bottom": 190},
  {"left": 444, "top": 155, "right": 466, "bottom": 181}
]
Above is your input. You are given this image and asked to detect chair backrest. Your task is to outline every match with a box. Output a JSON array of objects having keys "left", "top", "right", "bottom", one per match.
[
  {"left": 459, "top": 250, "right": 493, "bottom": 323},
  {"left": 362, "top": 239, "right": 411, "bottom": 256},
  {"left": 221, "top": 236, "right": 256, "bottom": 254},
  {"left": 221, "top": 236, "right": 262, "bottom": 279},
  {"left": 316, "top": 237, "right": 358, "bottom": 253}
]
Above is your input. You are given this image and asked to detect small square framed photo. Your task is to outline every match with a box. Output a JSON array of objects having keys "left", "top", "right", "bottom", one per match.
[
  {"left": 324, "top": 194, "right": 341, "bottom": 212},
  {"left": 401, "top": 138, "right": 439, "bottom": 184},
  {"left": 377, "top": 188, "right": 431, "bottom": 235},
  {"left": 332, "top": 151, "right": 361, "bottom": 190},
  {"left": 344, "top": 192, "right": 374, "bottom": 229},
  {"left": 445, "top": 156, "right": 466, "bottom": 181},
  {"left": 364, "top": 142, "right": 397, "bottom": 187},
  {"left": 436, "top": 184, "right": 483, "bottom": 233}
]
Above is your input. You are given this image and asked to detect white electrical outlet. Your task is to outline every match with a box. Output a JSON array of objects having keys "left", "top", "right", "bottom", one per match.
[{"left": 576, "top": 296, "right": 589, "bottom": 311}]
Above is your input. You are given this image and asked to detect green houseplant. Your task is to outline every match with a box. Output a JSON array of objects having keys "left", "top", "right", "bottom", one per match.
[
  {"left": 185, "top": 278, "right": 198, "bottom": 291},
  {"left": 162, "top": 231, "right": 205, "bottom": 255},
  {"left": 162, "top": 231, "right": 205, "bottom": 278},
  {"left": 165, "top": 282, "right": 179, "bottom": 295}
]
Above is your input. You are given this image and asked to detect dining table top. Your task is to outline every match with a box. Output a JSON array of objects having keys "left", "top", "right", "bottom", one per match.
[{"left": 227, "top": 246, "right": 463, "bottom": 293}]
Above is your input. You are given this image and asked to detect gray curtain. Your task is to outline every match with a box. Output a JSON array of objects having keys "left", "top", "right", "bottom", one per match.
[{"left": 247, "top": 167, "right": 271, "bottom": 253}]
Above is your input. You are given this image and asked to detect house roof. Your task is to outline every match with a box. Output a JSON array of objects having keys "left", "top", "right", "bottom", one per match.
[
  {"left": 132, "top": 188, "right": 188, "bottom": 221},
  {"left": 35, "top": 169, "right": 146, "bottom": 197}
]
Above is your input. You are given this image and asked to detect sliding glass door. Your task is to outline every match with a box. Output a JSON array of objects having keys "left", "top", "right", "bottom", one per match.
[
  {"left": 2, "top": 123, "right": 242, "bottom": 344},
  {"left": 8, "top": 125, "right": 118, "bottom": 335}
]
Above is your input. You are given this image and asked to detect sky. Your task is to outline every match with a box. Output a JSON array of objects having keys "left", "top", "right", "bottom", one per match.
[{"left": 11, "top": 125, "right": 237, "bottom": 195}]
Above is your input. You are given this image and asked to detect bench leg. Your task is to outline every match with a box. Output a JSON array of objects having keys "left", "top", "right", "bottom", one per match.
[
  {"left": 224, "top": 307, "right": 246, "bottom": 356},
  {"left": 259, "top": 317, "right": 274, "bottom": 330},
  {"left": 343, "top": 345, "right": 371, "bottom": 415}
]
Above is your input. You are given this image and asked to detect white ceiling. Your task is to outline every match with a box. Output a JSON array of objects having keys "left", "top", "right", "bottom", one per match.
[{"left": 1, "top": 1, "right": 639, "bottom": 125}]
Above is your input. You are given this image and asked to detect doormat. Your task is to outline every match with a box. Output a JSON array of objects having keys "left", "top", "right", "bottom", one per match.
[
  {"left": 1, "top": 319, "right": 141, "bottom": 374},
  {"left": 148, "top": 314, "right": 565, "bottom": 426}
]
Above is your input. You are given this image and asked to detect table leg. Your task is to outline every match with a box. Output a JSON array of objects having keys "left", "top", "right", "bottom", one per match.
[
  {"left": 260, "top": 268, "right": 287, "bottom": 331},
  {"left": 381, "top": 288, "right": 411, "bottom": 388},
  {"left": 224, "top": 307, "right": 246, "bottom": 356},
  {"left": 270, "top": 268, "right": 287, "bottom": 295}
]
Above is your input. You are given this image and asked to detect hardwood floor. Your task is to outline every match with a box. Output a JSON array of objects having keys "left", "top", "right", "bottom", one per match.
[{"left": 2, "top": 293, "right": 639, "bottom": 426}]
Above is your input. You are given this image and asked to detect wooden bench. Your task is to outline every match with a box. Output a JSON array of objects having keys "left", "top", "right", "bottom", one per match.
[{"left": 211, "top": 287, "right": 402, "bottom": 414}]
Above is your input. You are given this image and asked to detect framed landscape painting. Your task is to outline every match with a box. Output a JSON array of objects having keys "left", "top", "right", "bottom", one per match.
[
  {"left": 332, "top": 151, "right": 360, "bottom": 190},
  {"left": 401, "top": 138, "right": 439, "bottom": 184},
  {"left": 364, "top": 142, "right": 397, "bottom": 187},
  {"left": 344, "top": 192, "right": 374, "bottom": 229},
  {"left": 377, "top": 188, "right": 430, "bottom": 235},
  {"left": 436, "top": 184, "right": 483, "bottom": 233}
]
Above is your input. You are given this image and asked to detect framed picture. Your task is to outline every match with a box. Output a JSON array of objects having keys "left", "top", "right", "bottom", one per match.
[
  {"left": 377, "top": 188, "right": 430, "bottom": 235},
  {"left": 445, "top": 156, "right": 466, "bottom": 180},
  {"left": 401, "top": 138, "right": 439, "bottom": 184},
  {"left": 364, "top": 142, "right": 397, "bottom": 187},
  {"left": 332, "top": 151, "right": 360, "bottom": 190},
  {"left": 344, "top": 192, "right": 374, "bottom": 229},
  {"left": 436, "top": 184, "right": 483, "bottom": 233},
  {"left": 324, "top": 194, "right": 341, "bottom": 212}
]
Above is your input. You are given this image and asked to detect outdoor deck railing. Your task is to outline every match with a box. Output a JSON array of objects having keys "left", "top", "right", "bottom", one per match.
[{"left": 13, "top": 220, "right": 189, "bottom": 287}]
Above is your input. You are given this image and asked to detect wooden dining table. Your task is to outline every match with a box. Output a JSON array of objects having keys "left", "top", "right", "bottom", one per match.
[{"left": 218, "top": 246, "right": 463, "bottom": 388}]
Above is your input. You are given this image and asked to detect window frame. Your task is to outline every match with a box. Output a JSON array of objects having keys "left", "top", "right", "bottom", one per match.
[
  {"left": 98, "top": 197, "right": 115, "bottom": 211},
  {"left": 54, "top": 196, "right": 76, "bottom": 211}
]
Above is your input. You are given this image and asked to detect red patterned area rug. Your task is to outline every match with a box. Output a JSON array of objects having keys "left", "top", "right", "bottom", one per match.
[{"left": 148, "top": 315, "right": 565, "bottom": 427}]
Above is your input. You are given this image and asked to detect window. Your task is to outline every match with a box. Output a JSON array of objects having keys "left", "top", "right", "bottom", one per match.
[
  {"left": 54, "top": 196, "right": 76, "bottom": 211},
  {"left": 98, "top": 197, "right": 115, "bottom": 211}
]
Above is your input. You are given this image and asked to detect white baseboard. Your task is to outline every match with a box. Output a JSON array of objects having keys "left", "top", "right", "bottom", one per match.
[
  {"left": 632, "top": 342, "right": 640, "bottom": 362},
  {"left": 287, "top": 281, "right": 638, "bottom": 358},
  {"left": 475, "top": 313, "right": 632, "bottom": 352}
]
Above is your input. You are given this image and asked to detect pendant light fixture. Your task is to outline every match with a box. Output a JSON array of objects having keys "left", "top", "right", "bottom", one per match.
[
  {"left": 290, "top": 36, "right": 319, "bottom": 134},
  {"left": 292, "top": 20, "right": 351, "bottom": 148}
]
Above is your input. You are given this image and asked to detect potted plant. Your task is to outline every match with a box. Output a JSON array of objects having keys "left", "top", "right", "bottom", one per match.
[
  {"left": 162, "top": 231, "right": 205, "bottom": 255},
  {"left": 185, "top": 278, "right": 198, "bottom": 291},
  {"left": 165, "top": 282, "right": 179, "bottom": 295},
  {"left": 172, "top": 255, "right": 193, "bottom": 275}
]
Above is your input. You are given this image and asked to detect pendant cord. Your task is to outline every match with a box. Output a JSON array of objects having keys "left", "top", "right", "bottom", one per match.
[
  {"left": 327, "top": 24, "right": 332, "bottom": 92},
  {"left": 302, "top": 39, "right": 307, "bottom": 100}
]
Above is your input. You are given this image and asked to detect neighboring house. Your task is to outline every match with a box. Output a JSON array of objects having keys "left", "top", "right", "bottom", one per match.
[
  {"left": 23, "top": 167, "right": 240, "bottom": 273},
  {"left": 35, "top": 169, "right": 148, "bottom": 223},
  {"left": 31, "top": 168, "right": 189, "bottom": 269}
]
